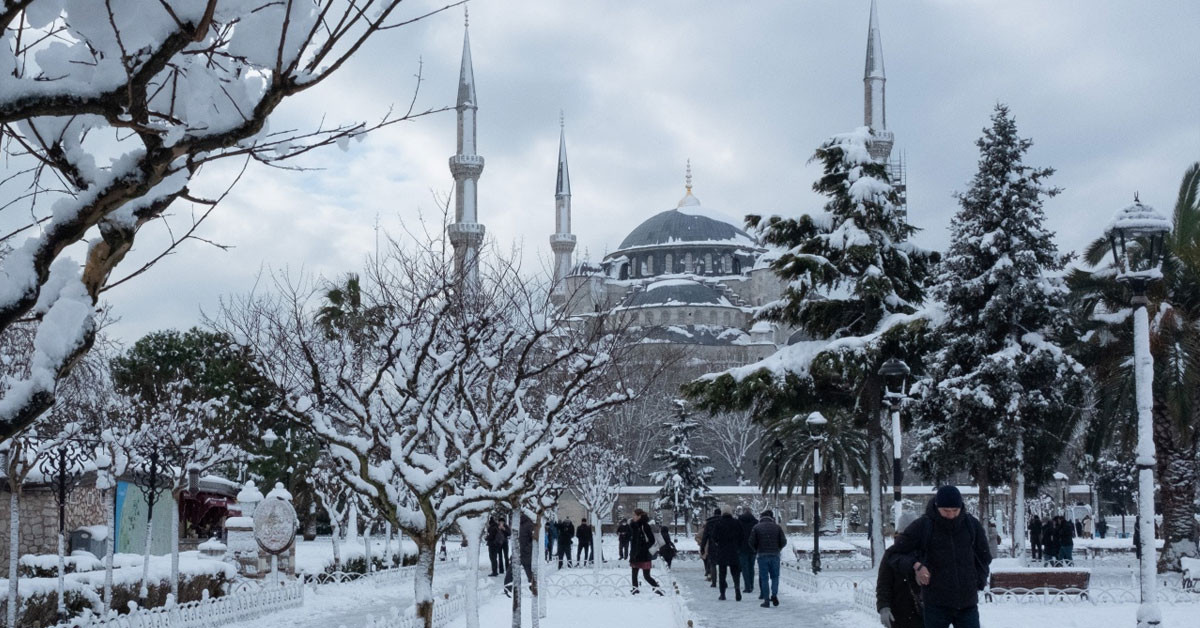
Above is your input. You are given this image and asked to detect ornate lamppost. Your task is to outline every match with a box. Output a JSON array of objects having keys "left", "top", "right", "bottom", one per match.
[
  {"left": 807, "top": 412, "right": 827, "bottom": 574},
  {"left": 1105, "top": 196, "right": 1171, "bottom": 628},
  {"left": 879, "top": 357, "right": 910, "bottom": 534},
  {"left": 36, "top": 438, "right": 97, "bottom": 622}
]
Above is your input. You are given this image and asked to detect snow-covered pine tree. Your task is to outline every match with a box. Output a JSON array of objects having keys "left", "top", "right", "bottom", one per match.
[
  {"left": 909, "top": 105, "right": 1088, "bottom": 555},
  {"left": 650, "top": 400, "right": 714, "bottom": 534},
  {"left": 685, "top": 127, "right": 939, "bottom": 565}
]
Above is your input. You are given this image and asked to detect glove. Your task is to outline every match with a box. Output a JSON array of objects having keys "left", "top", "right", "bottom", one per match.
[{"left": 879, "top": 607, "right": 894, "bottom": 628}]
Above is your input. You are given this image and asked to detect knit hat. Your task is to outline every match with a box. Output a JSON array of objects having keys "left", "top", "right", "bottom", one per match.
[
  {"left": 760, "top": 509, "right": 774, "bottom": 519},
  {"left": 713, "top": 507, "right": 722, "bottom": 516},
  {"left": 934, "top": 485, "right": 964, "bottom": 509}
]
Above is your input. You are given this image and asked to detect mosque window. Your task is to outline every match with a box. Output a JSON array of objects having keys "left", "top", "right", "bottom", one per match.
[
  {"left": 704, "top": 253, "right": 713, "bottom": 275},
  {"left": 664, "top": 253, "right": 673, "bottom": 273},
  {"left": 732, "top": 258, "right": 742, "bottom": 274},
  {"left": 684, "top": 253, "right": 693, "bottom": 274},
  {"left": 722, "top": 254, "right": 732, "bottom": 274},
  {"left": 619, "top": 264, "right": 629, "bottom": 280},
  {"left": 646, "top": 256, "right": 654, "bottom": 275}
]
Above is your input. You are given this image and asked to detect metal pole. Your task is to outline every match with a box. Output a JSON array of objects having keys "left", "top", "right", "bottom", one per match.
[
  {"left": 812, "top": 448, "right": 821, "bottom": 575},
  {"left": 891, "top": 406, "right": 903, "bottom": 533},
  {"left": 56, "top": 448, "right": 67, "bottom": 622},
  {"left": 1132, "top": 298, "right": 1161, "bottom": 627}
]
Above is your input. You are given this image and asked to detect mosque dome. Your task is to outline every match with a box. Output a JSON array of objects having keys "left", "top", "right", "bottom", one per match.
[
  {"left": 625, "top": 278, "right": 731, "bottom": 307},
  {"left": 617, "top": 207, "right": 754, "bottom": 251}
]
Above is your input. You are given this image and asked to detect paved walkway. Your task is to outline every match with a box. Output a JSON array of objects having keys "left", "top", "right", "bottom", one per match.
[{"left": 673, "top": 562, "right": 852, "bottom": 628}]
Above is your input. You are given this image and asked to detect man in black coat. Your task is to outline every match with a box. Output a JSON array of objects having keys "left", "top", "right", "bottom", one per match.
[
  {"left": 710, "top": 509, "right": 745, "bottom": 601},
  {"left": 888, "top": 486, "right": 991, "bottom": 628},
  {"left": 736, "top": 506, "right": 758, "bottom": 594},
  {"left": 1028, "top": 515, "right": 1043, "bottom": 560},
  {"left": 576, "top": 520, "right": 594, "bottom": 565},
  {"left": 617, "top": 519, "right": 631, "bottom": 560},
  {"left": 504, "top": 513, "right": 535, "bottom": 595},
  {"left": 1042, "top": 517, "right": 1060, "bottom": 566},
  {"left": 486, "top": 517, "right": 507, "bottom": 576},
  {"left": 699, "top": 507, "right": 722, "bottom": 586},
  {"left": 557, "top": 518, "right": 575, "bottom": 568},
  {"left": 877, "top": 512, "right": 922, "bottom": 628}
]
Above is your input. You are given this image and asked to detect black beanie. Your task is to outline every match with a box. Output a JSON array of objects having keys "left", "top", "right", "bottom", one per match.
[
  {"left": 713, "top": 508, "right": 722, "bottom": 516},
  {"left": 934, "top": 485, "right": 963, "bottom": 508},
  {"left": 760, "top": 509, "right": 774, "bottom": 519}
]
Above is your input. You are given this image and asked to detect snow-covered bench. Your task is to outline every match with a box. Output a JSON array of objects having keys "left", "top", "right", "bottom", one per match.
[
  {"left": 1182, "top": 557, "right": 1200, "bottom": 590},
  {"left": 987, "top": 568, "right": 1090, "bottom": 600}
]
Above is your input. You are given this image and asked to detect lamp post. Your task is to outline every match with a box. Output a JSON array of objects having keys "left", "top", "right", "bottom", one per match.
[
  {"left": 772, "top": 438, "right": 783, "bottom": 517},
  {"left": 807, "top": 412, "right": 827, "bottom": 574},
  {"left": 36, "top": 439, "right": 96, "bottom": 622},
  {"left": 879, "top": 357, "right": 910, "bottom": 534},
  {"left": 1105, "top": 196, "right": 1171, "bottom": 628}
]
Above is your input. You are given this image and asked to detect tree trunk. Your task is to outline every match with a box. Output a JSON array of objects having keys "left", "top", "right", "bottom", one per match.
[
  {"left": 384, "top": 522, "right": 393, "bottom": 568},
  {"left": 330, "top": 518, "right": 342, "bottom": 570},
  {"left": 533, "top": 512, "right": 545, "bottom": 620},
  {"left": 1153, "top": 404, "right": 1199, "bottom": 572},
  {"left": 509, "top": 508, "right": 523, "bottom": 628},
  {"left": 413, "top": 538, "right": 436, "bottom": 628},
  {"left": 591, "top": 511, "right": 601, "bottom": 574},
  {"left": 303, "top": 502, "right": 318, "bottom": 541},
  {"left": 346, "top": 501, "right": 359, "bottom": 545},
  {"left": 1014, "top": 434, "right": 1026, "bottom": 563},
  {"left": 869, "top": 409, "right": 884, "bottom": 567},
  {"left": 103, "top": 487, "right": 114, "bottom": 615},
  {"left": 139, "top": 515, "right": 154, "bottom": 599},
  {"left": 460, "top": 515, "right": 485, "bottom": 628},
  {"left": 976, "top": 465, "right": 991, "bottom": 526},
  {"left": 8, "top": 489, "right": 19, "bottom": 628},
  {"left": 170, "top": 491, "right": 180, "bottom": 601},
  {"left": 363, "top": 521, "right": 373, "bottom": 573}
]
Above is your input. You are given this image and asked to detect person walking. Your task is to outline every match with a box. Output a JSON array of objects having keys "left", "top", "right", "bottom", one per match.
[
  {"left": 1042, "top": 517, "right": 1060, "bottom": 566},
  {"left": 557, "top": 517, "right": 575, "bottom": 568},
  {"left": 617, "top": 518, "right": 631, "bottom": 560},
  {"left": 544, "top": 517, "right": 558, "bottom": 563},
  {"left": 1028, "top": 515, "right": 1043, "bottom": 560},
  {"left": 628, "top": 508, "right": 664, "bottom": 595},
  {"left": 736, "top": 506, "right": 758, "bottom": 594},
  {"left": 699, "top": 507, "right": 722, "bottom": 587},
  {"left": 711, "top": 508, "right": 745, "bottom": 601},
  {"left": 877, "top": 512, "right": 922, "bottom": 628},
  {"left": 486, "top": 517, "right": 507, "bottom": 576},
  {"left": 748, "top": 509, "right": 786, "bottom": 608},
  {"left": 657, "top": 523, "right": 678, "bottom": 568},
  {"left": 1057, "top": 515, "right": 1075, "bottom": 564},
  {"left": 888, "top": 486, "right": 992, "bottom": 628},
  {"left": 987, "top": 521, "right": 1001, "bottom": 559},
  {"left": 576, "top": 519, "right": 594, "bottom": 566},
  {"left": 1082, "top": 514, "right": 1094, "bottom": 540}
]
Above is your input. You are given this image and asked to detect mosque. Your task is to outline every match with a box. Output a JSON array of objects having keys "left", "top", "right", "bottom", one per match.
[{"left": 446, "top": 1, "right": 905, "bottom": 378}]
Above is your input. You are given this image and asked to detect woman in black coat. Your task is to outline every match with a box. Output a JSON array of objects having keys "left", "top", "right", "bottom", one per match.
[{"left": 628, "top": 508, "right": 663, "bottom": 595}]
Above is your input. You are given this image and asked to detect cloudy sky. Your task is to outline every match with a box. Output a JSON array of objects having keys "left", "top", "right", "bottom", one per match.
[{"left": 103, "top": 0, "right": 1199, "bottom": 342}]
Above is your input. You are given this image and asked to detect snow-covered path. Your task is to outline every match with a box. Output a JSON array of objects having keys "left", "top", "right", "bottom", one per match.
[
  {"left": 673, "top": 562, "right": 850, "bottom": 627},
  {"left": 219, "top": 579, "right": 419, "bottom": 628}
]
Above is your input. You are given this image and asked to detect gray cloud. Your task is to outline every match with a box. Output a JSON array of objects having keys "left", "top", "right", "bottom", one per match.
[{"left": 102, "top": 0, "right": 1200, "bottom": 342}]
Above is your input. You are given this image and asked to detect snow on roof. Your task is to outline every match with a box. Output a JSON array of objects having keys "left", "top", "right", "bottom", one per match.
[{"left": 1105, "top": 200, "right": 1171, "bottom": 237}]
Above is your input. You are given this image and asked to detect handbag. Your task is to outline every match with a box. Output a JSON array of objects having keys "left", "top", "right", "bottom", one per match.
[{"left": 647, "top": 527, "right": 664, "bottom": 559}]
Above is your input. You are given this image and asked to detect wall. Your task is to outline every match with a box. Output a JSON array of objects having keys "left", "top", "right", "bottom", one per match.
[{"left": 0, "top": 485, "right": 107, "bottom": 573}]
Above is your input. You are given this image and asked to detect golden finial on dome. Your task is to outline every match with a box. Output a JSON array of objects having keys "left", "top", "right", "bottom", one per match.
[{"left": 685, "top": 159, "right": 693, "bottom": 195}]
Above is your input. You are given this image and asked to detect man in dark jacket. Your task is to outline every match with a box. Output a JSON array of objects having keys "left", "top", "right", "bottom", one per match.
[
  {"left": 504, "top": 513, "right": 535, "bottom": 595},
  {"left": 1057, "top": 515, "right": 1075, "bottom": 564},
  {"left": 888, "top": 486, "right": 991, "bottom": 628},
  {"left": 699, "top": 507, "right": 722, "bottom": 586},
  {"left": 576, "top": 520, "right": 594, "bottom": 565},
  {"left": 877, "top": 513, "right": 922, "bottom": 628},
  {"left": 617, "top": 519, "right": 631, "bottom": 560},
  {"left": 557, "top": 518, "right": 575, "bottom": 568},
  {"left": 486, "top": 517, "right": 507, "bottom": 576},
  {"left": 748, "top": 509, "right": 787, "bottom": 608},
  {"left": 736, "top": 506, "right": 758, "bottom": 593},
  {"left": 1041, "top": 517, "right": 1060, "bottom": 566},
  {"left": 710, "top": 509, "right": 745, "bottom": 601},
  {"left": 545, "top": 518, "right": 558, "bottom": 562},
  {"left": 1028, "top": 515, "right": 1042, "bottom": 560}
]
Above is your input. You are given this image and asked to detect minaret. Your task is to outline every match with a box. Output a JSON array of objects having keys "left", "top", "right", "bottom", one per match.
[
  {"left": 448, "top": 10, "right": 485, "bottom": 285},
  {"left": 863, "top": 0, "right": 893, "bottom": 162},
  {"left": 550, "top": 113, "right": 576, "bottom": 289}
]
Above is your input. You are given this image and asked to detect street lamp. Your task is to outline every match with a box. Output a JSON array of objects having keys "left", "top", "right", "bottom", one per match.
[
  {"left": 1106, "top": 196, "right": 1171, "bottom": 628},
  {"left": 879, "top": 357, "right": 910, "bottom": 534},
  {"left": 772, "top": 438, "right": 783, "bottom": 517},
  {"left": 807, "top": 411, "right": 827, "bottom": 574},
  {"left": 36, "top": 439, "right": 96, "bottom": 622}
]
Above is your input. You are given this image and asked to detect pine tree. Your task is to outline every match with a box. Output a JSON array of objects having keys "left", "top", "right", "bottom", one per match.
[
  {"left": 650, "top": 400, "right": 715, "bottom": 533},
  {"left": 909, "top": 105, "right": 1088, "bottom": 549}
]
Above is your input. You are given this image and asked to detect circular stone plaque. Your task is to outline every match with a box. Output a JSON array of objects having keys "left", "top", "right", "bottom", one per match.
[{"left": 253, "top": 498, "right": 298, "bottom": 555}]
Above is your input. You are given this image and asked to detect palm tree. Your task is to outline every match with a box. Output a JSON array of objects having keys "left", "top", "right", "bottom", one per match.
[{"left": 1068, "top": 163, "right": 1200, "bottom": 571}]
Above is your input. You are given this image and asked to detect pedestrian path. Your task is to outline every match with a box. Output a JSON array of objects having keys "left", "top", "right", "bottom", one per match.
[{"left": 673, "top": 562, "right": 850, "bottom": 628}]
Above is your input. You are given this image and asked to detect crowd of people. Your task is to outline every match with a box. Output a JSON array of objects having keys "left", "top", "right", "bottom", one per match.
[
  {"left": 541, "top": 516, "right": 598, "bottom": 568},
  {"left": 694, "top": 506, "right": 788, "bottom": 607}
]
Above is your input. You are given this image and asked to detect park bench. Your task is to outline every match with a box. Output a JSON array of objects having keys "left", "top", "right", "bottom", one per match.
[
  {"left": 987, "top": 569, "right": 1091, "bottom": 600},
  {"left": 1182, "top": 556, "right": 1200, "bottom": 591}
]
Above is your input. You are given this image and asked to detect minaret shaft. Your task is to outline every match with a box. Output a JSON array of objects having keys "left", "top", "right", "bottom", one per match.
[
  {"left": 863, "top": 0, "right": 893, "bottom": 162},
  {"left": 448, "top": 21, "right": 485, "bottom": 283},
  {"left": 551, "top": 122, "right": 576, "bottom": 288}
]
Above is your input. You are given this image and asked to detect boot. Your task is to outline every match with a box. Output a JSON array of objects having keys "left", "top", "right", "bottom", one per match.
[
  {"left": 771, "top": 595, "right": 779, "bottom": 606},
  {"left": 735, "top": 589, "right": 742, "bottom": 602},
  {"left": 718, "top": 593, "right": 726, "bottom": 601},
  {"left": 760, "top": 600, "right": 770, "bottom": 608}
]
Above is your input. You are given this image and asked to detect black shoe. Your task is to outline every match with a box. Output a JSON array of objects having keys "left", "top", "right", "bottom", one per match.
[
  {"left": 488, "top": 573, "right": 498, "bottom": 577},
  {"left": 760, "top": 601, "right": 770, "bottom": 608},
  {"left": 710, "top": 581, "right": 717, "bottom": 588},
  {"left": 736, "top": 591, "right": 742, "bottom": 601},
  {"left": 653, "top": 588, "right": 665, "bottom": 596},
  {"left": 718, "top": 593, "right": 726, "bottom": 600},
  {"left": 744, "top": 588, "right": 753, "bottom": 593},
  {"left": 771, "top": 596, "right": 779, "bottom": 606}
]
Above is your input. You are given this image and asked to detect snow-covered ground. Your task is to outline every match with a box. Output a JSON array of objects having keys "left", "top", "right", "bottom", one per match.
[
  {"left": 824, "top": 605, "right": 1200, "bottom": 628},
  {"left": 293, "top": 536, "right": 420, "bottom": 575}
]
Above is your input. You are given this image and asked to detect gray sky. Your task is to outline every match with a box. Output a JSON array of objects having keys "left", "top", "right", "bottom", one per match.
[{"left": 105, "top": 0, "right": 1200, "bottom": 342}]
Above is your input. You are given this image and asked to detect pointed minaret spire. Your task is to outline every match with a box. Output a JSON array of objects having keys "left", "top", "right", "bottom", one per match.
[
  {"left": 550, "top": 115, "right": 577, "bottom": 292},
  {"left": 677, "top": 159, "right": 700, "bottom": 208},
  {"left": 448, "top": 10, "right": 485, "bottom": 285},
  {"left": 863, "top": 0, "right": 893, "bottom": 162}
]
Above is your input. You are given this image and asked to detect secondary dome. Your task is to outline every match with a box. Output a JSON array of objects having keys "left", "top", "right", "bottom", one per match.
[{"left": 625, "top": 279, "right": 731, "bottom": 307}]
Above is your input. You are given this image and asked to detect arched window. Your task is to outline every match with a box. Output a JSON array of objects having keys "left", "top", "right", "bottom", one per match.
[
  {"left": 732, "top": 258, "right": 742, "bottom": 274},
  {"left": 722, "top": 254, "right": 732, "bottom": 275},
  {"left": 684, "top": 253, "right": 693, "bottom": 274},
  {"left": 664, "top": 253, "right": 673, "bottom": 274},
  {"left": 704, "top": 253, "right": 713, "bottom": 275},
  {"left": 619, "top": 264, "right": 629, "bottom": 280},
  {"left": 646, "top": 256, "right": 654, "bottom": 275}
]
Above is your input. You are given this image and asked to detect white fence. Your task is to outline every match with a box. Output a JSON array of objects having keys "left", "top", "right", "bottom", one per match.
[{"left": 53, "top": 580, "right": 304, "bottom": 628}]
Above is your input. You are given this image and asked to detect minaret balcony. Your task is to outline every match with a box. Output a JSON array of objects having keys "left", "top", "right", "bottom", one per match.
[
  {"left": 449, "top": 154, "right": 485, "bottom": 178},
  {"left": 448, "top": 221, "right": 486, "bottom": 245},
  {"left": 550, "top": 233, "right": 577, "bottom": 253}
]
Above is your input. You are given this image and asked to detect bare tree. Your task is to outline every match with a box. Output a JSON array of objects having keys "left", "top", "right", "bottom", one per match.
[
  {"left": 699, "top": 411, "right": 761, "bottom": 485},
  {"left": 0, "top": 0, "right": 460, "bottom": 443}
]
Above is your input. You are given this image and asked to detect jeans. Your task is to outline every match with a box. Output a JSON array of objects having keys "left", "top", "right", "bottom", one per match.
[
  {"left": 756, "top": 553, "right": 780, "bottom": 599},
  {"left": 922, "top": 604, "right": 980, "bottom": 628},
  {"left": 738, "top": 551, "right": 755, "bottom": 591},
  {"left": 1058, "top": 545, "right": 1073, "bottom": 562}
]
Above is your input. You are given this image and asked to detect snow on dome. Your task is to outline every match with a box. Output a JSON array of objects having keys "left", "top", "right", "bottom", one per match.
[
  {"left": 677, "top": 190, "right": 702, "bottom": 208},
  {"left": 1105, "top": 199, "right": 1172, "bottom": 237},
  {"left": 616, "top": 208, "right": 756, "bottom": 251}
]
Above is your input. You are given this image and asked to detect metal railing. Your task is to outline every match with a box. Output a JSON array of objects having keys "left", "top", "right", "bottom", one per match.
[{"left": 53, "top": 580, "right": 304, "bottom": 628}]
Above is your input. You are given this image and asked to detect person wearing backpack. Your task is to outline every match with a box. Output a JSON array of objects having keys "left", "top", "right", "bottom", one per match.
[
  {"left": 877, "top": 512, "right": 922, "bottom": 628},
  {"left": 887, "top": 486, "right": 992, "bottom": 628}
]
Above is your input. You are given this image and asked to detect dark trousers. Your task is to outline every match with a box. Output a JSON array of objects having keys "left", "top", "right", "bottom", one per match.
[
  {"left": 923, "top": 604, "right": 980, "bottom": 628},
  {"left": 576, "top": 541, "right": 593, "bottom": 564},
  {"left": 504, "top": 556, "right": 534, "bottom": 590},
  {"left": 488, "top": 545, "right": 506, "bottom": 574},
  {"left": 717, "top": 562, "right": 741, "bottom": 596},
  {"left": 557, "top": 542, "right": 572, "bottom": 568},
  {"left": 1030, "top": 538, "right": 1042, "bottom": 559},
  {"left": 545, "top": 538, "right": 555, "bottom": 562},
  {"left": 631, "top": 566, "right": 659, "bottom": 591},
  {"left": 618, "top": 538, "right": 630, "bottom": 559},
  {"left": 738, "top": 551, "right": 755, "bottom": 591}
]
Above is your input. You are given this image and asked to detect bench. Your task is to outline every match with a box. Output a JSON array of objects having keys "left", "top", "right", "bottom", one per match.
[
  {"left": 987, "top": 569, "right": 1090, "bottom": 600},
  {"left": 1182, "top": 557, "right": 1200, "bottom": 590}
]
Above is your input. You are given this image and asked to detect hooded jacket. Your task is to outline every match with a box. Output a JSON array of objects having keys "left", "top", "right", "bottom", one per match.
[
  {"left": 877, "top": 541, "right": 923, "bottom": 628},
  {"left": 888, "top": 499, "right": 992, "bottom": 610}
]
